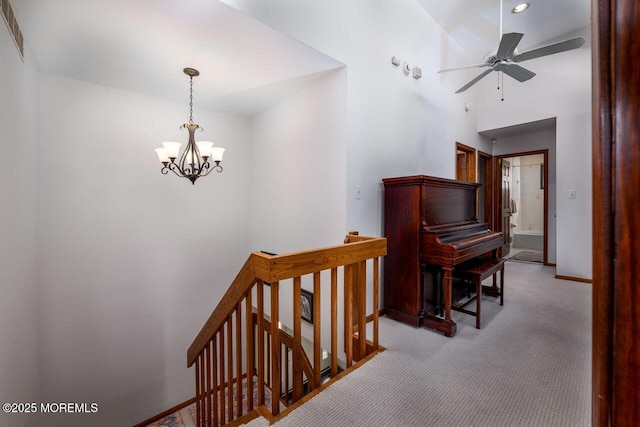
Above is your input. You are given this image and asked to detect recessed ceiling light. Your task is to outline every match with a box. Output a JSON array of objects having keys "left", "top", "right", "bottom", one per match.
[{"left": 512, "top": 2, "right": 530, "bottom": 14}]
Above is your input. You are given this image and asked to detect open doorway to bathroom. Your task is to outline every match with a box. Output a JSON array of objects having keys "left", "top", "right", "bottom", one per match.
[{"left": 494, "top": 150, "right": 549, "bottom": 264}]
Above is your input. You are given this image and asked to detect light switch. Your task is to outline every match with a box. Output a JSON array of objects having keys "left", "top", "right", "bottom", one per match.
[
  {"left": 355, "top": 185, "right": 361, "bottom": 200},
  {"left": 569, "top": 190, "right": 577, "bottom": 199}
]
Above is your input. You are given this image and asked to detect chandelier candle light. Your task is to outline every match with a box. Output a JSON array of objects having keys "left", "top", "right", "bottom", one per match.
[{"left": 154, "top": 68, "right": 225, "bottom": 184}]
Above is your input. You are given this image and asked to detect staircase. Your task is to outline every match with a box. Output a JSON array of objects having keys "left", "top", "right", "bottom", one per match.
[{"left": 136, "top": 233, "right": 386, "bottom": 427}]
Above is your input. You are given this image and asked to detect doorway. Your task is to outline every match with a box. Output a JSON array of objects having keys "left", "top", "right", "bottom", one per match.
[
  {"left": 456, "top": 142, "right": 476, "bottom": 183},
  {"left": 494, "top": 150, "right": 549, "bottom": 264}
]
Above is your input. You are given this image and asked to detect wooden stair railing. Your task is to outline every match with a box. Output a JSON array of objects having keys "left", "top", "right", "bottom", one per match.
[
  {"left": 186, "top": 233, "right": 386, "bottom": 426},
  {"left": 255, "top": 315, "right": 319, "bottom": 405}
]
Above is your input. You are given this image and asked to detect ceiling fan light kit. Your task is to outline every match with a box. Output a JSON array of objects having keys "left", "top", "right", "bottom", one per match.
[
  {"left": 438, "top": 1, "right": 585, "bottom": 96},
  {"left": 512, "top": 3, "right": 531, "bottom": 14}
]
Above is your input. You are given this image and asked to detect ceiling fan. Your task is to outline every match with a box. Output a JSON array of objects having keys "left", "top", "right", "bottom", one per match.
[{"left": 439, "top": 1, "right": 585, "bottom": 94}]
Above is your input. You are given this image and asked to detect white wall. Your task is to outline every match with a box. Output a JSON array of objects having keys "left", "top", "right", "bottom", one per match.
[
  {"left": 478, "top": 29, "right": 592, "bottom": 279},
  {"left": 249, "top": 69, "right": 348, "bottom": 354},
  {"left": 222, "top": 0, "right": 491, "bottom": 239},
  {"left": 37, "top": 74, "right": 252, "bottom": 426},
  {"left": 556, "top": 112, "right": 592, "bottom": 279},
  {"left": 249, "top": 69, "right": 347, "bottom": 253},
  {"left": 0, "top": 30, "right": 40, "bottom": 427}
]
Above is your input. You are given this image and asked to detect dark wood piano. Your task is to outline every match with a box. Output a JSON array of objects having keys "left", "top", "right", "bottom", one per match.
[{"left": 382, "top": 175, "right": 502, "bottom": 336}]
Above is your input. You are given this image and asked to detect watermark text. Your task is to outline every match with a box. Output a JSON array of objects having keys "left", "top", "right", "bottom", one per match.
[{"left": 3, "top": 402, "right": 98, "bottom": 413}]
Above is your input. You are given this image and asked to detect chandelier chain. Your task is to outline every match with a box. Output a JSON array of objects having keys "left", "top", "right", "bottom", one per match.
[{"left": 189, "top": 76, "right": 194, "bottom": 125}]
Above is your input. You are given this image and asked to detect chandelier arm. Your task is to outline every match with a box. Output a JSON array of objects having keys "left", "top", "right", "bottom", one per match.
[
  {"left": 198, "top": 162, "right": 212, "bottom": 177},
  {"left": 199, "top": 163, "right": 223, "bottom": 177},
  {"left": 167, "top": 162, "right": 188, "bottom": 178}
]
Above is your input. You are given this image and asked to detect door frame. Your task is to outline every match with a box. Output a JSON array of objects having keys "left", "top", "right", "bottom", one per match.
[
  {"left": 592, "top": 0, "right": 640, "bottom": 424},
  {"left": 478, "top": 151, "right": 494, "bottom": 229},
  {"left": 455, "top": 142, "right": 476, "bottom": 183},
  {"left": 493, "top": 149, "right": 549, "bottom": 265}
]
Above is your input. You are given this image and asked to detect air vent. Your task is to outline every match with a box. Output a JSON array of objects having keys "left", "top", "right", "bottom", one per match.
[{"left": 1, "top": 0, "right": 24, "bottom": 60}]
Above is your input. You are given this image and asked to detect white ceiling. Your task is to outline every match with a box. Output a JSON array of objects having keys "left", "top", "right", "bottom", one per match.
[
  {"left": 479, "top": 117, "right": 556, "bottom": 139},
  {"left": 11, "top": 0, "right": 343, "bottom": 117},
  {"left": 11, "top": 1, "right": 590, "bottom": 117},
  {"left": 415, "top": 0, "right": 591, "bottom": 60}
]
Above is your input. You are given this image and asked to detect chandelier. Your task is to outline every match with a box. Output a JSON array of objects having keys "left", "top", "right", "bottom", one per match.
[{"left": 154, "top": 68, "right": 225, "bottom": 185}]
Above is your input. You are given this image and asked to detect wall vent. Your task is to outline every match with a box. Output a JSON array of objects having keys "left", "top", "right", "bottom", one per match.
[{"left": 1, "top": 0, "right": 24, "bottom": 60}]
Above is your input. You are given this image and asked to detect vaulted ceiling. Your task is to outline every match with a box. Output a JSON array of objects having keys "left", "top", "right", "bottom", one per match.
[
  {"left": 11, "top": 1, "right": 590, "bottom": 117},
  {"left": 415, "top": 0, "right": 591, "bottom": 59},
  {"left": 11, "top": 0, "right": 342, "bottom": 116}
]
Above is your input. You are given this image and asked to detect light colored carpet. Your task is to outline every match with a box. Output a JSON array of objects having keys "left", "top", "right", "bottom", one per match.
[{"left": 268, "top": 262, "right": 591, "bottom": 427}]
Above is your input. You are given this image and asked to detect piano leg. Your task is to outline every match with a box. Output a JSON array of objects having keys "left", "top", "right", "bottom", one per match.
[
  {"left": 421, "top": 267, "right": 457, "bottom": 337},
  {"left": 441, "top": 267, "right": 457, "bottom": 336}
]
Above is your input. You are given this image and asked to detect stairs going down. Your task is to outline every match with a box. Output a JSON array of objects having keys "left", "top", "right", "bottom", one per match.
[{"left": 136, "top": 233, "right": 387, "bottom": 427}]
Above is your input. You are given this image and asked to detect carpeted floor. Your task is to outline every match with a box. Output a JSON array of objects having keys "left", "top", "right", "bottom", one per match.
[{"left": 259, "top": 262, "right": 591, "bottom": 427}]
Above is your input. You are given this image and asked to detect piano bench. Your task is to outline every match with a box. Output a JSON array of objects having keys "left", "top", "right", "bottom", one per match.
[{"left": 452, "top": 258, "right": 505, "bottom": 329}]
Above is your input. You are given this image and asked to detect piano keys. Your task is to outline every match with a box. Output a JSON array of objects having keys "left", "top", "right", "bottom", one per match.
[{"left": 382, "top": 175, "right": 502, "bottom": 336}]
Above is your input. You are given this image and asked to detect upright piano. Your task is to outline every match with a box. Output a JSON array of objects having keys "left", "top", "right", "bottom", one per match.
[{"left": 382, "top": 175, "right": 502, "bottom": 336}]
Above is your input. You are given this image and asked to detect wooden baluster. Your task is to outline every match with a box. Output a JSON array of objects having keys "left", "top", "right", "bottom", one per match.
[
  {"left": 226, "top": 319, "right": 233, "bottom": 422},
  {"left": 266, "top": 333, "right": 271, "bottom": 386},
  {"left": 257, "top": 281, "right": 265, "bottom": 406},
  {"left": 331, "top": 267, "right": 338, "bottom": 377},
  {"left": 205, "top": 343, "right": 211, "bottom": 427},
  {"left": 358, "top": 260, "right": 367, "bottom": 359},
  {"left": 196, "top": 355, "right": 201, "bottom": 427},
  {"left": 270, "top": 281, "right": 281, "bottom": 415},
  {"left": 313, "top": 271, "right": 321, "bottom": 387},
  {"left": 212, "top": 334, "right": 218, "bottom": 427},
  {"left": 235, "top": 305, "right": 242, "bottom": 418},
  {"left": 219, "top": 325, "right": 225, "bottom": 424},
  {"left": 344, "top": 264, "right": 353, "bottom": 368},
  {"left": 284, "top": 343, "right": 290, "bottom": 403},
  {"left": 292, "top": 277, "right": 302, "bottom": 402},
  {"left": 200, "top": 352, "right": 206, "bottom": 426},
  {"left": 373, "top": 257, "right": 379, "bottom": 350},
  {"left": 245, "top": 291, "right": 254, "bottom": 412}
]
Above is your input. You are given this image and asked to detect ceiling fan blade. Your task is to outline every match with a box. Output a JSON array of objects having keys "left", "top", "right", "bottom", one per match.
[
  {"left": 496, "top": 32, "right": 524, "bottom": 59},
  {"left": 438, "top": 63, "right": 489, "bottom": 73},
  {"left": 455, "top": 69, "right": 494, "bottom": 93},
  {"left": 513, "top": 36, "right": 585, "bottom": 63},
  {"left": 496, "top": 63, "right": 536, "bottom": 82}
]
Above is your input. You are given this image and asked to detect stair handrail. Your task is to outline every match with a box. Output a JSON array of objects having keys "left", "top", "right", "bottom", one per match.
[
  {"left": 187, "top": 233, "right": 386, "bottom": 425},
  {"left": 188, "top": 256, "right": 257, "bottom": 367},
  {"left": 188, "top": 235, "right": 386, "bottom": 366}
]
